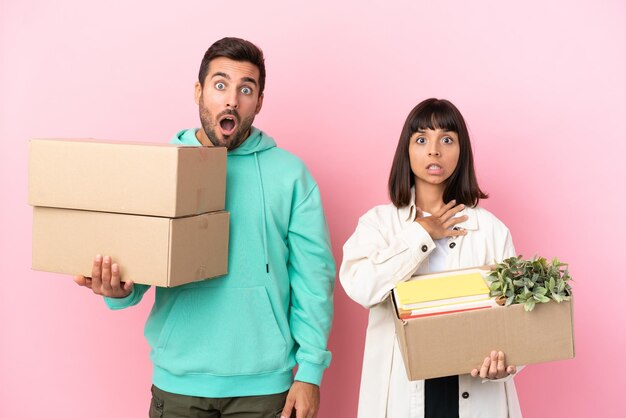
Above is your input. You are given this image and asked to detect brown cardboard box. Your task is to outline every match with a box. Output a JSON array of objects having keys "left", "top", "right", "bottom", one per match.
[
  {"left": 28, "top": 138, "right": 226, "bottom": 217},
  {"left": 393, "top": 295, "right": 575, "bottom": 380},
  {"left": 32, "top": 207, "right": 229, "bottom": 287}
]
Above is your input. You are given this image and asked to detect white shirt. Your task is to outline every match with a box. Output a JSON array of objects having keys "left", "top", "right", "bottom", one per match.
[{"left": 339, "top": 198, "right": 522, "bottom": 418}]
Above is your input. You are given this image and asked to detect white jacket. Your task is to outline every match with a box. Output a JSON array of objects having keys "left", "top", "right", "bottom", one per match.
[{"left": 340, "top": 200, "right": 522, "bottom": 418}]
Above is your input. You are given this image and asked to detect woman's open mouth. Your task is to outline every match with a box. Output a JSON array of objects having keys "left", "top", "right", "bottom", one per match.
[{"left": 426, "top": 163, "right": 444, "bottom": 175}]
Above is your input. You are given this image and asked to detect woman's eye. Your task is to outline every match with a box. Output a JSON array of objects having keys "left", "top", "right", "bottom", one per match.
[
  {"left": 215, "top": 82, "right": 226, "bottom": 90},
  {"left": 241, "top": 86, "right": 252, "bottom": 95},
  {"left": 442, "top": 136, "right": 453, "bottom": 144},
  {"left": 416, "top": 137, "right": 426, "bottom": 144}
]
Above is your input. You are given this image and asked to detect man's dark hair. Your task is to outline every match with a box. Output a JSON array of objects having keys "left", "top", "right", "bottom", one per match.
[
  {"left": 198, "top": 37, "right": 266, "bottom": 96},
  {"left": 388, "top": 98, "right": 488, "bottom": 208}
]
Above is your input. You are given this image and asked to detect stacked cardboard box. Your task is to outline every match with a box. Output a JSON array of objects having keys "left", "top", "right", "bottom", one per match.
[
  {"left": 29, "top": 138, "right": 229, "bottom": 287},
  {"left": 392, "top": 267, "right": 575, "bottom": 381}
]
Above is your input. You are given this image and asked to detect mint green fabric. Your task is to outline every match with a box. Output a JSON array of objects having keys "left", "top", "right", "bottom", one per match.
[{"left": 105, "top": 127, "right": 335, "bottom": 397}]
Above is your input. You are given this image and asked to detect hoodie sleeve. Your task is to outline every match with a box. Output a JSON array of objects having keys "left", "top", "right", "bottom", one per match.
[
  {"left": 104, "top": 284, "right": 150, "bottom": 310},
  {"left": 286, "top": 184, "right": 336, "bottom": 386}
]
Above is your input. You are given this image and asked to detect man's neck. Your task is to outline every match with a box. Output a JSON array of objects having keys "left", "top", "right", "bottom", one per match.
[
  {"left": 194, "top": 128, "right": 252, "bottom": 149},
  {"left": 195, "top": 129, "right": 213, "bottom": 147}
]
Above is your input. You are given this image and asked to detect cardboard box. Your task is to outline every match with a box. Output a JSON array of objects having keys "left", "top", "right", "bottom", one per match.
[
  {"left": 393, "top": 295, "right": 575, "bottom": 380},
  {"left": 28, "top": 138, "right": 226, "bottom": 217},
  {"left": 32, "top": 207, "right": 229, "bottom": 287}
]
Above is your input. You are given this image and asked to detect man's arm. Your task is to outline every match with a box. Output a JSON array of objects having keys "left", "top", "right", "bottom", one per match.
[{"left": 281, "top": 183, "right": 335, "bottom": 417}]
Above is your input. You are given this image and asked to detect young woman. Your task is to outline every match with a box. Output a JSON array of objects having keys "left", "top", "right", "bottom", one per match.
[{"left": 340, "top": 99, "right": 522, "bottom": 418}]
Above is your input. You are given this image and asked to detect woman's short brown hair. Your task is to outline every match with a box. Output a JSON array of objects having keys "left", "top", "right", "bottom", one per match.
[{"left": 388, "top": 98, "right": 487, "bottom": 208}]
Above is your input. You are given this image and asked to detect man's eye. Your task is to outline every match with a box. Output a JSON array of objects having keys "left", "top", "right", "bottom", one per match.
[
  {"left": 241, "top": 87, "right": 252, "bottom": 95},
  {"left": 215, "top": 82, "right": 226, "bottom": 90}
]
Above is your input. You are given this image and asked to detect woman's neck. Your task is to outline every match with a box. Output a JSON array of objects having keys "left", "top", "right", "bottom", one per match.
[{"left": 414, "top": 180, "right": 446, "bottom": 214}]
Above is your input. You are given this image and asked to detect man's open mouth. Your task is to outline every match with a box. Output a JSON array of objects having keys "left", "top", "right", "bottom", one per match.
[{"left": 218, "top": 115, "right": 238, "bottom": 136}]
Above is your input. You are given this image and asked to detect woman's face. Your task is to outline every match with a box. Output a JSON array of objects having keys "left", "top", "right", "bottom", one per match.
[{"left": 408, "top": 128, "right": 460, "bottom": 189}]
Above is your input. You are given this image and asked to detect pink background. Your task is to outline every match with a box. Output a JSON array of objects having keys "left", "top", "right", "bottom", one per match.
[{"left": 1, "top": 1, "right": 624, "bottom": 416}]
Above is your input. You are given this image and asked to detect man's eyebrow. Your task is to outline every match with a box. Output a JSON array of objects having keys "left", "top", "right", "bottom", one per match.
[
  {"left": 210, "top": 72, "right": 258, "bottom": 87},
  {"left": 241, "top": 77, "right": 258, "bottom": 86},
  {"left": 211, "top": 72, "right": 231, "bottom": 80}
]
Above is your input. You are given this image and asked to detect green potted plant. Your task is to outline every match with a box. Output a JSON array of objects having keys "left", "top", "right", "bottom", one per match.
[{"left": 487, "top": 256, "right": 572, "bottom": 311}]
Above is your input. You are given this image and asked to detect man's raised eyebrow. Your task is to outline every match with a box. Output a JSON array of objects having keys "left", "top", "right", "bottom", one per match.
[
  {"left": 210, "top": 72, "right": 258, "bottom": 87},
  {"left": 241, "top": 77, "right": 258, "bottom": 86},
  {"left": 211, "top": 71, "right": 231, "bottom": 80}
]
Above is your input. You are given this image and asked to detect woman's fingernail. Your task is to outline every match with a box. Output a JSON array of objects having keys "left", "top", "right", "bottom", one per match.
[{"left": 95, "top": 254, "right": 102, "bottom": 262}]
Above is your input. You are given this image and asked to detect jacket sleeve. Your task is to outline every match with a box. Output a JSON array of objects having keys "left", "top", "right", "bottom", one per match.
[
  {"left": 500, "top": 226, "right": 516, "bottom": 262},
  {"left": 103, "top": 284, "right": 150, "bottom": 310},
  {"left": 339, "top": 208, "right": 436, "bottom": 309},
  {"left": 286, "top": 184, "right": 336, "bottom": 386}
]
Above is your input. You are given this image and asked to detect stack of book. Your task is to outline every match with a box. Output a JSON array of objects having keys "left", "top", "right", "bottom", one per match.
[{"left": 393, "top": 268, "right": 497, "bottom": 319}]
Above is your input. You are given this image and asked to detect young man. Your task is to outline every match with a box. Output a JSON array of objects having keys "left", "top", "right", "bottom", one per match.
[{"left": 75, "top": 37, "right": 336, "bottom": 418}]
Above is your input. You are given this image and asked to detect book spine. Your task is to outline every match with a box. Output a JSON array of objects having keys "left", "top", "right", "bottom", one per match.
[{"left": 399, "top": 305, "right": 492, "bottom": 320}]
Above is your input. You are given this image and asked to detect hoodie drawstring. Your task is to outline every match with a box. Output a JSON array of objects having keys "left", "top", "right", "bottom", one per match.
[{"left": 254, "top": 152, "right": 270, "bottom": 273}]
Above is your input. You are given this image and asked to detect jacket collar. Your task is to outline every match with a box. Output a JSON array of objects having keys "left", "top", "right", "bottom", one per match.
[{"left": 398, "top": 187, "right": 479, "bottom": 231}]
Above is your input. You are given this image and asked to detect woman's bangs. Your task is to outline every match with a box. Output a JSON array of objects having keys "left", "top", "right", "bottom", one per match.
[{"left": 410, "top": 104, "right": 459, "bottom": 133}]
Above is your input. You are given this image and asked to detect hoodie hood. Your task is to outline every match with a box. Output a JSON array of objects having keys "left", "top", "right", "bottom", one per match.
[{"left": 171, "top": 127, "right": 276, "bottom": 155}]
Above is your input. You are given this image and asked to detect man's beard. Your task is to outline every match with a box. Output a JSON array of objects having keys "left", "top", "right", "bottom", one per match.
[{"left": 198, "top": 103, "right": 254, "bottom": 151}]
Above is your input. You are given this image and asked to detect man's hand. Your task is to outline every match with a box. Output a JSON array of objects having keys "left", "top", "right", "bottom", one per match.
[
  {"left": 415, "top": 199, "right": 468, "bottom": 240},
  {"left": 281, "top": 381, "right": 320, "bottom": 418},
  {"left": 74, "top": 255, "right": 133, "bottom": 298},
  {"left": 470, "top": 350, "right": 517, "bottom": 380}
]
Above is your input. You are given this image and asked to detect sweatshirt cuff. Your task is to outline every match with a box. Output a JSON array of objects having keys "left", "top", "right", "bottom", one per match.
[
  {"left": 294, "top": 361, "right": 326, "bottom": 386},
  {"left": 103, "top": 288, "right": 137, "bottom": 310}
]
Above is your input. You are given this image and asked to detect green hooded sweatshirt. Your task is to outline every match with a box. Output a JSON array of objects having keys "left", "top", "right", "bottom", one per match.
[{"left": 105, "top": 127, "right": 335, "bottom": 397}]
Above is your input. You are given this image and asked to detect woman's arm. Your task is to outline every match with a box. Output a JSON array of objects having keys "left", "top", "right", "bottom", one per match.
[{"left": 339, "top": 210, "right": 435, "bottom": 309}]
